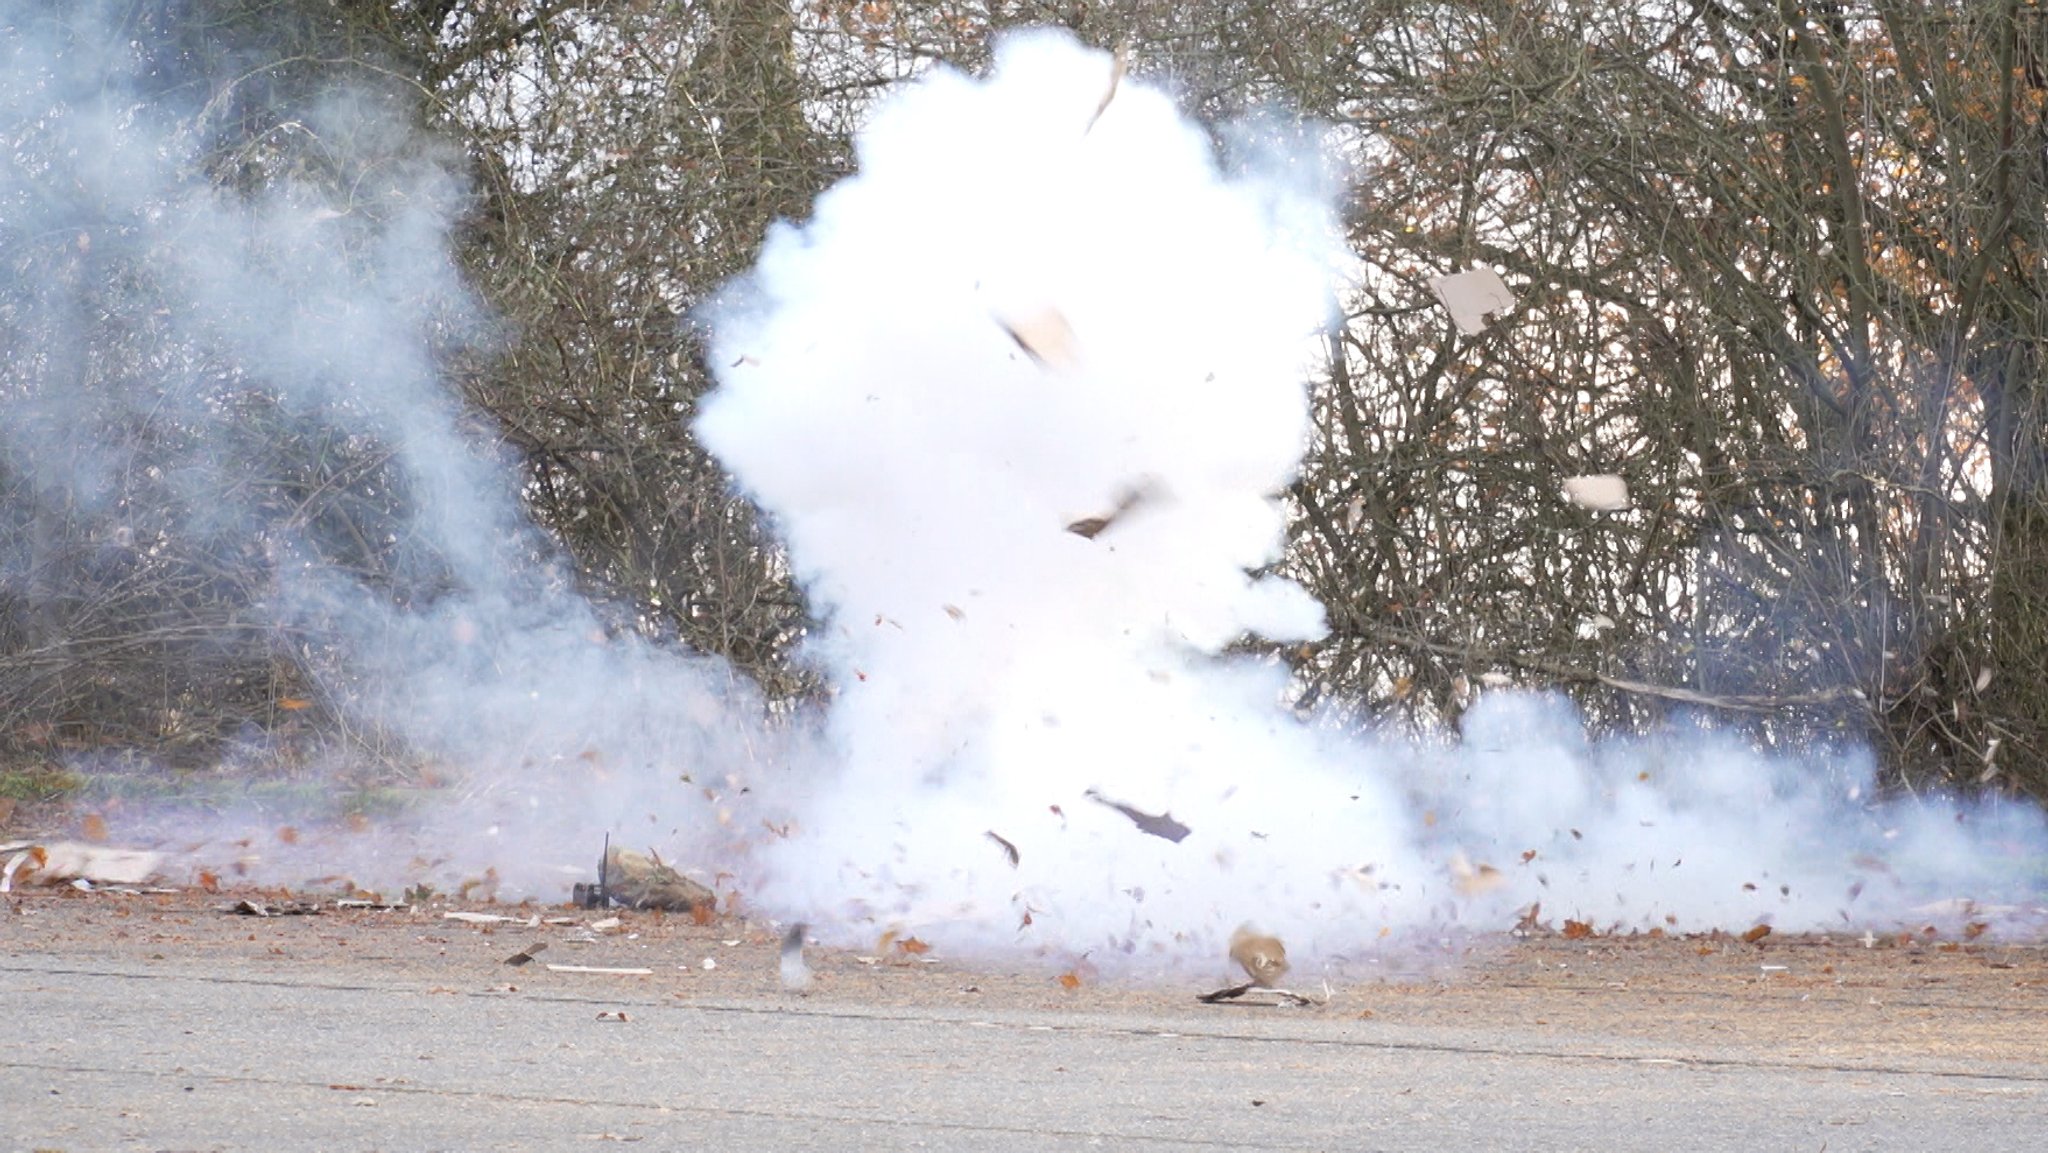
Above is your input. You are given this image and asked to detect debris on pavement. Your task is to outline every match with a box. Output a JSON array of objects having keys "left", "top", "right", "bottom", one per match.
[
  {"left": 1198, "top": 927, "right": 1309, "bottom": 1005},
  {"left": 221, "top": 898, "right": 322, "bottom": 917},
  {"left": 1196, "top": 981, "right": 1318, "bottom": 1008},
  {"left": 544, "top": 964, "right": 654, "bottom": 976},
  {"left": 442, "top": 911, "right": 540, "bottom": 926},
  {"left": 582, "top": 841, "right": 716, "bottom": 914}
]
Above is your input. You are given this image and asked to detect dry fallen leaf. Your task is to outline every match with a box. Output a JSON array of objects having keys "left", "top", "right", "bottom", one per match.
[
  {"left": 1562, "top": 919, "right": 1594, "bottom": 940},
  {"left": 897, "top": 936, "right": 932, "bottom": 956},
  {"left": 1742, "top": 924, "right": 1773, "bottom": 944},
  {"left": 1057, "top": 971, "right": 1082, "bottom": 991},
  {"left": 277, "top": 697, "right": 312, "bottom": 711},
  {"left": 80, "top": 813, "right": 109, "bottom": 843}
]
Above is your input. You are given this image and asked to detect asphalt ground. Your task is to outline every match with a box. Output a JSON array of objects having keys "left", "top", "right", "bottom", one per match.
[{"left": 5, "top": 889, "right": 2047, "bottom": 1151}]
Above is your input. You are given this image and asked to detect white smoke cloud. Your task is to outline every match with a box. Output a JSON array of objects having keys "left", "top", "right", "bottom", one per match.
[{"left": 696, "top": 29, "right": 2047, "bottom": 972}]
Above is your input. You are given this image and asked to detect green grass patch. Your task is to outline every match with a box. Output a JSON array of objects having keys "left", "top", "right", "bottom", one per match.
[{"left": 0, "top": 764, "right": 90, "bottom": 803}]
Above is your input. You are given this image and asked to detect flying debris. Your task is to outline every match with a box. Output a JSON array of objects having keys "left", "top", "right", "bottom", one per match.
[
  {"left": 986, "top": 830, "right": 1022, "bottom": 867},
  {"left": 1450, "top": 851, "right": 1509, "bottom": 895},
  {"left": 1429, "top": 268, "right": 1517, "bottom": 335},
  {"left": 1228, "top": 925, "right": 1290, "bottom": 987},
  {"left": 1065, "top": 483, "right": 1156, "bottom": 540},
  {"left": 1084, "top": 40, "right": 1130, "bottom": 134},
  {"left": 780, "top": 922, "right": 812, "bottom": 992},
  {"left": 1561, "top": 474, "right": 1631, "bottom": 511},
  {"left": 1084, "top": 788, "right": 1192, "bottom": 843},
  {"left": 995, "top": 306, "right": 1082, "bottom": 373}
]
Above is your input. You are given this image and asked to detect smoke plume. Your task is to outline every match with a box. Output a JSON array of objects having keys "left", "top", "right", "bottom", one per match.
[
  {"left": 696, "top": 30, "right": 2047, "bottom": 968},
  {"left": 1, "top": 11, "right": 2039, "bottom": 976}
]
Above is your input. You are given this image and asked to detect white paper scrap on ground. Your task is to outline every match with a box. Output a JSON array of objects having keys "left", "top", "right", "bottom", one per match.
[
  {"left": 1429, "top": 268, "right": 1517, "bottom": 335},
  {"left": 0, "top": 841, "right": 165, "bottom": 888}
]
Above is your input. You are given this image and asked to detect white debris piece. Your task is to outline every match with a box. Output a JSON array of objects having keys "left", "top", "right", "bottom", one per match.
[
  {"left": 1562, "top": 474, "right": 1631, "bottom": 511},
  {"left": 0, "top": 841, "right": 164, "bottom": 890},
  {"left": 1429, "top": 268, "right": 1517, "bottom": 335},
  {"left": 994, "top": 306, "right": 1082, "bottom": 373},
  {"left": 1577, "top": 613, "right": 1618, "bottom": 638}
]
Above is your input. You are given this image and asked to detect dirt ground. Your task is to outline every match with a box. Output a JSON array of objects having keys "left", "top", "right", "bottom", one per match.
[{"left": 8, "top": 882, "right": 2045, "bottom": 1076}]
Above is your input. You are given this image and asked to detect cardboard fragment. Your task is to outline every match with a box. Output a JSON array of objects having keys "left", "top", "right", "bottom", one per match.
[{"left": 1429, "top": 268, "right": 1517, "bottom": 335}]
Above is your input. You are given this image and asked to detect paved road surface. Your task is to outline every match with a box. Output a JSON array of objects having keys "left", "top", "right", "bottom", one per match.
[{"left": 4, "top": 894, "right": 2045, "bottom": 1150}]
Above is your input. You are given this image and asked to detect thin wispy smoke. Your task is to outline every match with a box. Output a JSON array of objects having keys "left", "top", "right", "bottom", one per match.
[{"left": 0, "top": 4, "right": 761, "bottom": 888}]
